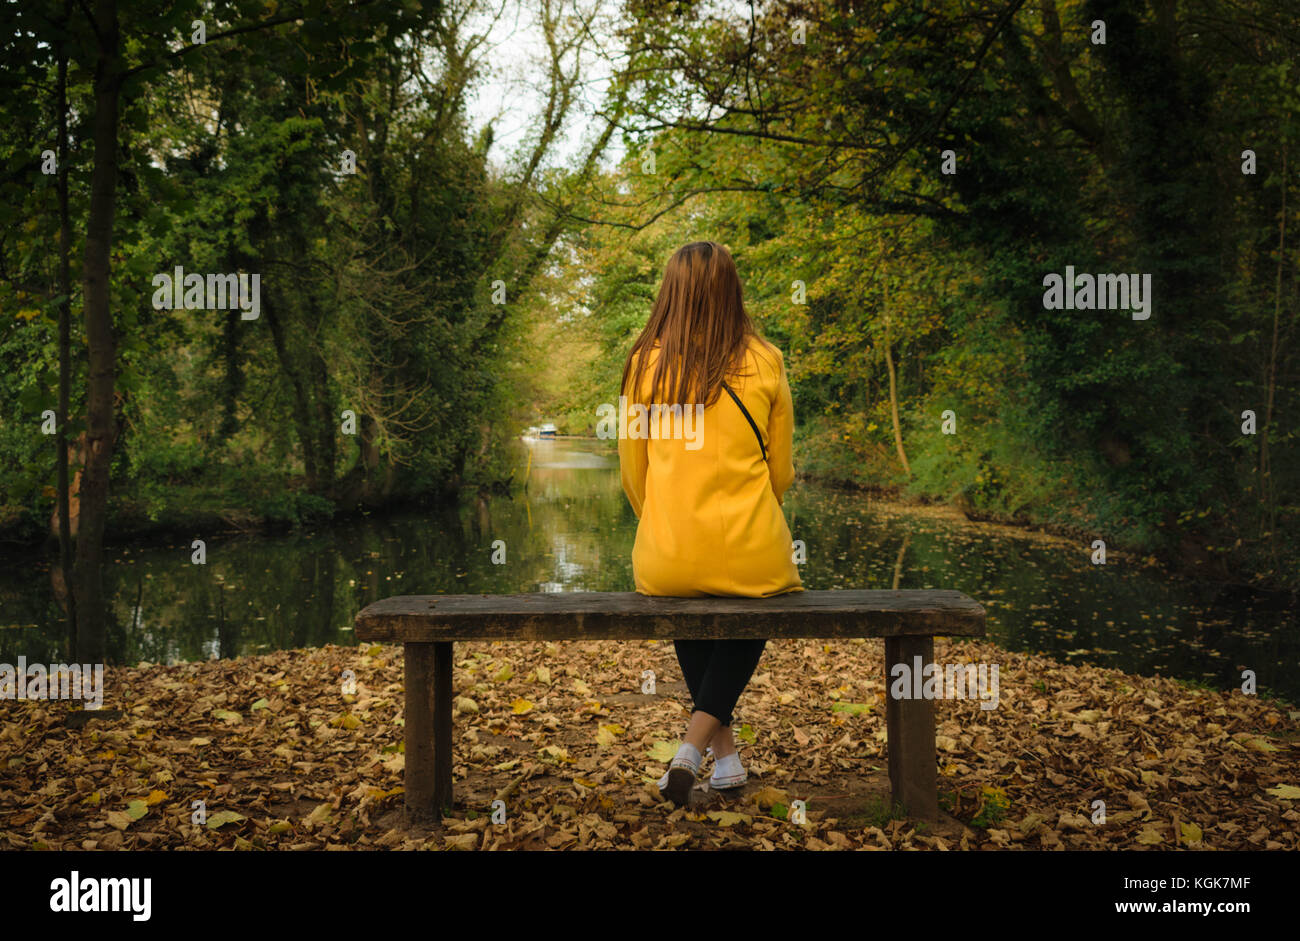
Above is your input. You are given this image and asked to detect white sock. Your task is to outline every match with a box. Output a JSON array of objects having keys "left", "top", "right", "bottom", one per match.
[{"left": 673, "top": 742, "right": 701, "bottom": 771}]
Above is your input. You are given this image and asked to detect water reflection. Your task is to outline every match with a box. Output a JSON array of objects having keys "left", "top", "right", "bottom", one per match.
[{"left": 0, "top": 437, "right": 1294, "bottom": 702}]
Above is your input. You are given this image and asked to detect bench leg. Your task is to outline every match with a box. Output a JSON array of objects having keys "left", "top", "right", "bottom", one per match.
[
  {"left": 404, "top": 641, "right": 455, "bottom": 823},
  {"left": 884, "top": 635, "right": 938, "bottom": 821}
]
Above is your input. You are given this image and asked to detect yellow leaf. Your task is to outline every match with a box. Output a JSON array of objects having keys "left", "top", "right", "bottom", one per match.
[
  {"left": 1243, "top": 736, "right": 1279, "bottom": 752},
  {"left": 206, "top": 810, "right": 246, "bottom": 830},
  {"left": 646, "top": 740, "right": 678, "bottom": 762},
  {"left": 1264, "top": 784, "right": 1300, "bottom": 799},
  {"left": 511, "top": 698, "right": 533, "bottom": 715},
  {"left": 595, "top": 726, "right": 616, "bottom": 747},
  {"left": 535, "top": 666, "right": 551, "bottom": 684},
  {"left": 1179, "top": 822, "right": 1203, "bottom": 845},
  {"left": 751, "top": 786, "right": 789, "bottom": 809},
  {"left": 706, "top": 811, "right": 752, "bottom": 827},
  {"left": 540, "top": 745, "right": 571, "bottom": 763},
  {"left": 144, "top": 789, "right": 168, "bottom": 806}
]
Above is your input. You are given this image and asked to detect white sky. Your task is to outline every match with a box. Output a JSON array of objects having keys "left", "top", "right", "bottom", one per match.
[{"left": 460, "top": 0, "right": 630, "bottom": 174}]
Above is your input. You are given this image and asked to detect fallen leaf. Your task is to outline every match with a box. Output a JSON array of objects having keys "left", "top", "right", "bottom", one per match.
[
  {"left": 539, "top": 745, "right": 571, "bottom": 763},
  {"left": 646, "top": 741, "right": 678, "bottom": 763},
  {"left": 830, "top": 702, "right": 871, "bottom": 716},
  {"left": 206, "top": 811, "right": 246, "bottom": 830},
  {"left": 751, "top": 786, "right": 790, "bottom": 809},
  {"left": 1135, "top": 826, "right": 1164, "bottom": 845}
]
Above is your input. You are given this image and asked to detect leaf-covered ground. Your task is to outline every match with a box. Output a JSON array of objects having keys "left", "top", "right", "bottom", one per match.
[{"left": 2, "top": 638, "right": 1296, "bottom": 850}]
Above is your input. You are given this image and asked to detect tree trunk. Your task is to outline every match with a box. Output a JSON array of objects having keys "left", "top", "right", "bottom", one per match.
[
  {"left": 74, "top": 0, "right": 120, "bottom": 664},
  {"left": 883, "top": 321, "right": 910, "bottom": 476},
  {"left": 56, "top": 0, "right": 77, "bottom": 659},
  {"left": 1260, "top": 141, "right": 1285, "bottom": 556},
  {"left": 879, "top": 236, "right": 911, "bottom": 476},
  {"left": 307, "top": 313, "right": 336, "bottom": 497},
  {"left": 263, "top": 293, "right": 323, "bottom": 491}
]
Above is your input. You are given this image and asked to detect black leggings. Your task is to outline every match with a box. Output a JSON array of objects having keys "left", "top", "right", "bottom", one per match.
[{"left": 673, "top": 639, "right": 767, "bottom": 728}]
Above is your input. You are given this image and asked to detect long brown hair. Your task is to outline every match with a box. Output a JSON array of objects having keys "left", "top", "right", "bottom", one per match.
[{"left": 621, "top": 241, "right": 768, "bottom": 407}]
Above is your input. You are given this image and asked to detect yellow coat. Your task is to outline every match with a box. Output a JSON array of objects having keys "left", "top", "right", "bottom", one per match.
[{"left": 619, "top": 336, "right": 804, "bottom": 598}]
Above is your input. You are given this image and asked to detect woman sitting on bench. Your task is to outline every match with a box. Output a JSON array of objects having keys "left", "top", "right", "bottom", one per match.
[{"left": 617, "top": 240, "right": 803, "bottom": 807}]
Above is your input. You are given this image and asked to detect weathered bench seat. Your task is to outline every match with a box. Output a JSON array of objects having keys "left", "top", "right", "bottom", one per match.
[{"left": 354, "top": 589, "right": 986, "bottom": 823}]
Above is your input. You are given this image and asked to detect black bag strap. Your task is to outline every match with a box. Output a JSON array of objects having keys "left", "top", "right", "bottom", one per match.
[{"left": 721, "top": 380, "right": 768, "bottom": 462}]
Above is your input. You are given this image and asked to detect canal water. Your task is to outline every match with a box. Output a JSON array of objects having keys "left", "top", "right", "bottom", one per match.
[{"left": 2, "top": 438, "right": 1295, "bottom": 702}]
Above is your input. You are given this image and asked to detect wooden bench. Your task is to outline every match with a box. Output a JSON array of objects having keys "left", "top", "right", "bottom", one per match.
[{"left": 353, "top": 589, "right": 986, "bottom": 823}]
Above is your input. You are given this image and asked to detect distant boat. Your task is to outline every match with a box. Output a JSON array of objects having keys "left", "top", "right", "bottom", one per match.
[{"left": 538, "top": 423, "right": 558, "bottom": 438}]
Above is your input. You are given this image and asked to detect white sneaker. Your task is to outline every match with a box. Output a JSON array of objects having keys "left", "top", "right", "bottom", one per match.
[
  {"left": 708, "top": 750, "right": 747, "bottom": 790},
  {"left": 658, "top": 744, "right": 701, "bottom": 806}
]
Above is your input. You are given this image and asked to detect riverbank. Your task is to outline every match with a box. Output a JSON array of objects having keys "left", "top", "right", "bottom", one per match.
[
  {"left": 0, "top": 484, "right": 451, "bottom": 556},
  {"left": 796, "top": 471, "right": 1300, "bottom": 599},
  {"left": 4, "top": 638, "right": 1295, "bottom": 851}
]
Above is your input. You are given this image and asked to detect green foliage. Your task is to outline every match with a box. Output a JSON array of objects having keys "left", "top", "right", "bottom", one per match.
[{"left": 524, "top": 0, "right": 1300, "bottom": 588}]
